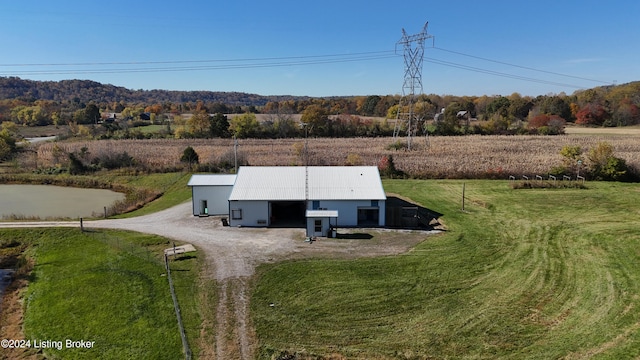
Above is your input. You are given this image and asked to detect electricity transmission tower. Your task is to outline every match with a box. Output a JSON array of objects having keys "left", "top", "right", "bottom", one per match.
[{"left": 393, "top": 22, "right": 434, "bottom": 150}]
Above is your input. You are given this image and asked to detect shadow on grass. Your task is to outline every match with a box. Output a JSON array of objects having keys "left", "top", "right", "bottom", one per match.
[
  {"left": 173, "top": 255, "right": 197, "bottom": 262},
  {"left": 335, "top": 233, "right": 374, "bottom": 240},
  {"left": 385, "top": 196, "right": 443, "bottom": 230}
]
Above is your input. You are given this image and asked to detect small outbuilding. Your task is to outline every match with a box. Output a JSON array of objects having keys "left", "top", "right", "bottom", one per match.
[
  {"left": 228, "top": 166, "right": 386, "bottom": 231},
  {"left": 187, "top": 174, "right": 237, "bottom": 216},
  {"left": 306, "top": 209, "right": 338, "bottom": 238}
]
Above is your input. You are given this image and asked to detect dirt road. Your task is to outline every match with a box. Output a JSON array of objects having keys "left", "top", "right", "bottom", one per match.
[{"left": 0, "top": 202, "right": 435, "bottom": 359}]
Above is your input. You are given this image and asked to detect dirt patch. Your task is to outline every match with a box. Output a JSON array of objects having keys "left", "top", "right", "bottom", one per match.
[{"left": 0, "top": 258, "right": 38, "bottom": 360}]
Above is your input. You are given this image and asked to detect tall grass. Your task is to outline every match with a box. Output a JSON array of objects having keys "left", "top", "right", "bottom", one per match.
[{"left": 34, "top": 135, "right": 640, "bottom": 178}]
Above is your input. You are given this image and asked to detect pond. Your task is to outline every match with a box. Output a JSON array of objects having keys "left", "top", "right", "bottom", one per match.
[{"left": 0, "top": 184, "right": 125, "bottom": 219}]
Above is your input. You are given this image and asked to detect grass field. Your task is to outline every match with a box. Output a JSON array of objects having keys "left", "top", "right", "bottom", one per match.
[
  {"left": 251, "top": 180, "right": 640, "bottom": 359},
  {"left": 0, "top": 228, "right": 205, "bottom": 359},
  {"left": 105, "top": 172, "right": 193, "bottom": 218}
]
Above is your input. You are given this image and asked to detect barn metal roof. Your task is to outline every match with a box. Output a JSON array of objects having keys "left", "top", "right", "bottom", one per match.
[
  {"left": 187, "top": 174, "right": 237, "bottom": 187},
  {"left": 228, "top": 166, "right": 386, "bottom": 201}
]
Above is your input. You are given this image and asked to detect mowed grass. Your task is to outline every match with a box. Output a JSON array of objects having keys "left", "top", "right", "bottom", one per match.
[
  {"left": 251, "top": 180, "right": 640, "bottom": 359},
  {"left": 107, "top": 172, "right": 193, "bottom": 218},
  {"left": 1, "top": 227, "right": 203, "bottom": 359}
]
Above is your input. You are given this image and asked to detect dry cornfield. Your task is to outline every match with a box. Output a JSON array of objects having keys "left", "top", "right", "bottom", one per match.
[{"left": 34, "top": 135, "right": 640, "bottom": 179}]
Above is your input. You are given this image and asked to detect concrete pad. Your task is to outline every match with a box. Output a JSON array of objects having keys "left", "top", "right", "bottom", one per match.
[{"left": 164, "top": 244, "right": 197, "bottom": 256}]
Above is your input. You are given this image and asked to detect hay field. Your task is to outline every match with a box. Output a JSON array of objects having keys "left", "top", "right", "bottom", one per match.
[{"left": 36, "top": 134, "right": 640, "bottom": 178}]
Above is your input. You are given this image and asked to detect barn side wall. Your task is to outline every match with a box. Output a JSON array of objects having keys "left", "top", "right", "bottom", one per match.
[
  {"left": 191, "top": 185, "right": 234, "bottom": 216},
  {"left": 229, "top": 200, "right": 270, "bottom": 227}
]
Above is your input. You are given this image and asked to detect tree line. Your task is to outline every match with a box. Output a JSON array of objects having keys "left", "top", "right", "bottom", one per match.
[{"left": 1, "top": 77, "right": 640, "bottom": 139}]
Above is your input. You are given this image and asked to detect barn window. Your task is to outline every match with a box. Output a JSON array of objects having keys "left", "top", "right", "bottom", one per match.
[
  {"left": 312, "top": 201, "right": 320, "bottom": 210},
  {"left": 231, "top": 209, "right": 242, "bottom": 220},
  {"left": 371, "top": 200, "right": 378, "bottom": 207},
  {"left": 314, "top": 219, "right": 322, "bottom": 233}
]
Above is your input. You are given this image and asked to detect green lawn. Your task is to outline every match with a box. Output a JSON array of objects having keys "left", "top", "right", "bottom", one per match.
[
  {"left": 251, "top": 180, "right": 640, "bottom": 359},
  {"left": 1, "top": 228, "right": 204, "bottom": 359},
  {"left": 108, "top": 172, "right": 193, "bottom": 218}
]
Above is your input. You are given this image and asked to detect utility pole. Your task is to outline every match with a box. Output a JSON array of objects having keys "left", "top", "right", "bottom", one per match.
[
  {"left": 393, "top": 22, "right": 434, "bottom": 150},
  {"left": 301, "top": 123, "right": 309, "bottom": 204},
  {"left": 233, "top": 136, "right": 238, "bottom": 173}
]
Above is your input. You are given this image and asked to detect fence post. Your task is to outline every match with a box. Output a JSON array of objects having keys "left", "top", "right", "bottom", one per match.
[{"left": 165, "top": 253, "right": 192, "bottom": 359}]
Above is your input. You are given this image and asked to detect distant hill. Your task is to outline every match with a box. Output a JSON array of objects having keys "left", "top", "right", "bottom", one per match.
[{"left": 0, "top": 77, "right": 311, "bottom": 106}]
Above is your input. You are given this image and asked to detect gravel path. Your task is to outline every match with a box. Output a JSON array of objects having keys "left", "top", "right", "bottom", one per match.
[
  {"left": 1, "top": 201, "right": 436, "bottom": 359},
  {"left": 83, "top": 201, "right": 302, "bottom": 359}
]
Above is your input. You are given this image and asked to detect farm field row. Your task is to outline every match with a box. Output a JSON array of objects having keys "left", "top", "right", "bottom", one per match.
[{"left": 35, "top": 134, "right": 640, "bottom": 178}]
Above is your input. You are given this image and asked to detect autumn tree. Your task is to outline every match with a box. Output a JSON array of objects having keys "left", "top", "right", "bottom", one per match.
[
  {"left": 145, "top": 103, "right": 163, "bottom": 115},
  {"left": 11, "top": 105, "right": 49, "bottom": 126},
  {"left": 575, "top": 104, "right": 609, "bottom": 126},
  {"left": 301, "top": 105, "right": 331, "bottom": 136},
  {"left": 611, "top": 98, "right": 640, "bottom": 126},
  {"left": 230, "top": 113, "right": 260, "bottom": 138},
  {"left": 507, "top": 93, "right": 534, "bottom": 120},
  {"left": 0, "top": 122, "right": 18, "bottom": 159},
  {"left": 552, "top": 145, "right": 584, "bottom": 176},
  {"left": 187, "top": 110, "right": 211, "bottom": 137},
  {"left": 587, "top": 142, "right": 631, "bottom": 181},
  {"left": 486, "top": 96, "right": 511, "bottom": 118},
  {"left": 527, "top": 114, "right": 565, "bottom": 134},
  {"left": 536, "top": 95, "right": 573, "bottom": 121},
  {"left": 435, "top": 102, "right": 465, "bottom": 135}
]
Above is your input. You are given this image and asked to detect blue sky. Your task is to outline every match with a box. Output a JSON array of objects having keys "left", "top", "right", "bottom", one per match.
[{"left": 0, "top": 1, "right": 638, "bottom": 97}]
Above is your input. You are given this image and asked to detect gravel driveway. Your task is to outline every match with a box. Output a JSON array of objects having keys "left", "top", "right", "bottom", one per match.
[{"left": 1, "top": 201, "right": 436, "bottom": 359}]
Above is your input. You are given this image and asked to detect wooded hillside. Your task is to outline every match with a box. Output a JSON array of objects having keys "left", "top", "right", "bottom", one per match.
[{"left": 0, "top": 77, "right": 307, "bottom": 105}]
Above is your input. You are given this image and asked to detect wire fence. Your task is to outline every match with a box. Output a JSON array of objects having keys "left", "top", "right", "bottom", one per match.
[
  {"left": 84, "top": 229, "right": 192, "bottom": 359},
  {"left": 165, "top": 253, "right": 192, "bottom": 360},
  {"left": 86, "top": 229, "right": 163, "bottom": 265}
]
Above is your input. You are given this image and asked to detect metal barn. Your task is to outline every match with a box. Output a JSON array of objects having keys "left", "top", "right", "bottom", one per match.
[
  {"left": 228, "top": 166, "right": 386, "bottom": 234},
  {"left": 187, "top": 174, "right": 237, "bottom": 216}
]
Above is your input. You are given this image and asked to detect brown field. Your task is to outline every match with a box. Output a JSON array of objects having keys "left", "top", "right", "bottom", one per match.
[
  {"left": 32, "top": 134, "right": 640, "bottom": 179},
  {"left": 564, "top": 125, "right": 640, "bottom": 136}
]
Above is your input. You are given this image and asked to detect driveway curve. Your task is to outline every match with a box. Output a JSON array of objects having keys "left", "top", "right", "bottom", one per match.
[{"left": 0, "top": 201, "right": 435, "bottom": 359}]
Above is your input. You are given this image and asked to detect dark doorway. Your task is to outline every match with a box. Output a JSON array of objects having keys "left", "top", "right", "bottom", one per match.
[
  {"left": 270, "top": 201, "right": 305, "bottom": 227},
  {"left": 357, "top": 207, "right": 379, "bottom": 226},
  {"left": 200, "top": 200, "right": 208, "bottom": 216}
]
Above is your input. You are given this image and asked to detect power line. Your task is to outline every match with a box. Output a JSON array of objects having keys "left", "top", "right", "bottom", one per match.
[
  {"left": 0, "top": 52, "right": 397, "bottom": 76},
  {"left": 424, "top": 57, "right": 586, "bottom": 89},
  {"left": 0, "top": 50, "right": 396, "bottom": 67},
  {"left": 0, "top": 46, "right": 611, "bottom": 91},
  {"left": 432, "top": 46, "right": 611, "bottom": 85}
]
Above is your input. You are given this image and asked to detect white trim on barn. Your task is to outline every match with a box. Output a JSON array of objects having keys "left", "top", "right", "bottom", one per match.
[
  {"left": 187, "top": 174, "right": 236, "bottom": 216},
  {"left": 228, "top": 166, "right": 386, "bottom": 230}
]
